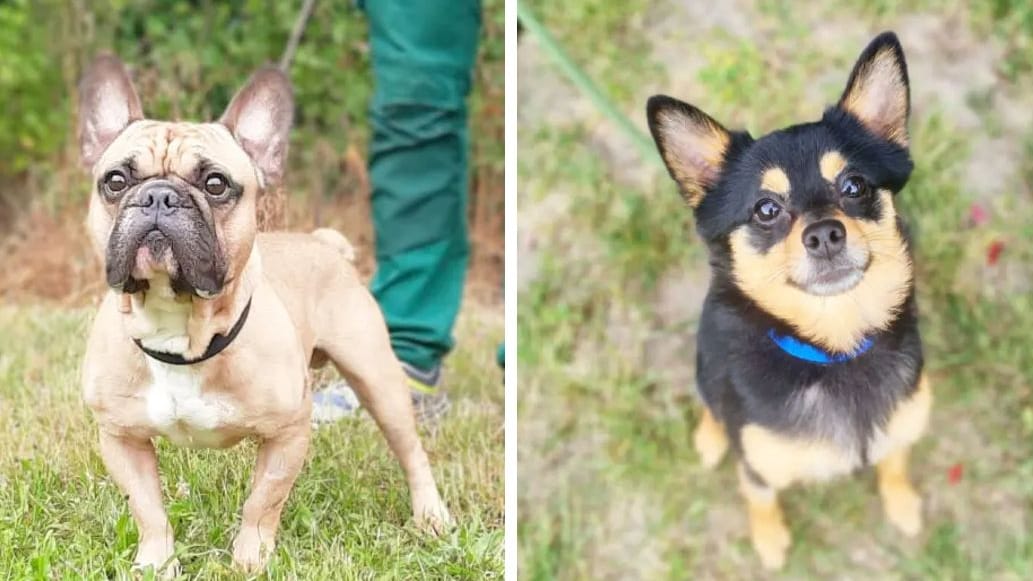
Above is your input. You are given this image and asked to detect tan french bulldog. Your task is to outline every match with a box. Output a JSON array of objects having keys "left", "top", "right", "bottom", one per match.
[{"left": 78, "top": 55, "right": 451, "bottom": 575}]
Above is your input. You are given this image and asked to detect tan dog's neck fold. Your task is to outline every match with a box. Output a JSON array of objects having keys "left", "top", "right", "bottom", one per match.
[
  {"left": 124, "top": 245, "right": 263, "bottom": 359},
  {"left": 185, "top": 245, "right": 262, "bottom": 359}
]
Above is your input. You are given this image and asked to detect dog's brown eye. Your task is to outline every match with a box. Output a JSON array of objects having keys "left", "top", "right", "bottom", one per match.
[
  {"left": 754, "top": 198, "right": 782, "bottom": 223},
  {"left": 205, "top": 174, "right": 228, "bottom": 196},
  {"left": 841, "top": 175, "right": 868, "bottom": 198},
  {"left": 105, "top": 171, "right": 127, "bottom": 193}
]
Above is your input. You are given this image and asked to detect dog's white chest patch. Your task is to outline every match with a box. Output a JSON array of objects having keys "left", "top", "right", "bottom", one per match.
[{"left": 145, "top": 359, "right": 237, "bottom": 448}]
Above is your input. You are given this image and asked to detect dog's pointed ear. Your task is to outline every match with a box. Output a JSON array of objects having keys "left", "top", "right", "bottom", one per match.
[
  {"left": 647, "top": 95, "right": 732, "bottom": 208},
  {"left": 78, "top": 54, "right": 144, "bottom": 170},
  {"left": 220, "top": 66, "right": 294, "bottom": 186},
  {"left": 838, "top": 31, "right": 910, "bottom": 147}
]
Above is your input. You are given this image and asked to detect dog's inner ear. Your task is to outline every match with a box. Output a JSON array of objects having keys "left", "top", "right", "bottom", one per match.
[
  {"left": 78, "top": 55, "right": 144, "bottom": 169},
  {"left": 219, "top": 67, "right": 294, "bottom": 187},
  {"left": 647, "top": 96, "right": 731, "bottom": 208},
  {"left": 838, "top": 33, "right": 910, "bottom": 147}
]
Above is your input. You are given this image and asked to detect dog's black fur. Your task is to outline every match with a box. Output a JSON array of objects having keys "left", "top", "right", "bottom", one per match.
[{"left": 647, "top": 32, "right": 923, "bottom": 483}]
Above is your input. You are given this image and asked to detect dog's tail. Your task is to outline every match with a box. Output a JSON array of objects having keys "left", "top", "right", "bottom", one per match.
[{"left": 311, "top": 228, "right": 357, "bottom": 263}]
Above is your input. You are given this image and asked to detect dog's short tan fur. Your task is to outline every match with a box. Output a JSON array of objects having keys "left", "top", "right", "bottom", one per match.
[
  {"left": 78, "top": 55, "right": 450, "bottom": 575},
  {"left": 651, "top": 107, "right": 731, "bottom": 207}
]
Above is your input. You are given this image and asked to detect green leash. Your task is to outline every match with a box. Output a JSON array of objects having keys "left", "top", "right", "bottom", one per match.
[{"left": 517, "top": 3, "right": 663, "bottom": 168}]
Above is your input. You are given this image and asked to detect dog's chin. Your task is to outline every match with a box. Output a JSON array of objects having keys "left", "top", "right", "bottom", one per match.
[
  {"left": 131, "top": 232, "right": 175, "bottom": 280},
  {"left": 793, "top": 266, "right": 865, "bottom": 297},
  {"left": 109, "top": 230, "right": 223, "bottom": 299}
]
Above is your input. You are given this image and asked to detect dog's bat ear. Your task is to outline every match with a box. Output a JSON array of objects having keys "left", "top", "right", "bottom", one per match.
[
  {"left": 646, "top": 95, "right": 732, "bottom": 208},
  {"left": 78, "top": 54, "right": 144, "bottom": 170},
  {"left": 838, "top": 31, "right": 910, "bottom": 147},
  {"left": 220, "top": 66, "right": 294, "bottom": 186}
]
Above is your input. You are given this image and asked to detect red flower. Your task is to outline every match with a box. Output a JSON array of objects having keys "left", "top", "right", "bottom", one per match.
[
  {"left": 947, "top": 463, "right": 963, "bottom": 484},
  {"left": 969, "top": 203, "right": 990, "bottom": 227},
  {"left": 987, "top": 240, "right": 1005, "bottom": 266}
]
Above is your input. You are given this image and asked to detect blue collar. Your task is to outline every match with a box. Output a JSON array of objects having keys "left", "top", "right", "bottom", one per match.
[{"left": 767, "top": 329, "right": 873, "bottom": 364}]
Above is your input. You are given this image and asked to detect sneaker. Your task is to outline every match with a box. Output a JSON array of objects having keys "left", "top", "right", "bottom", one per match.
[
  {"left": 311, "top": 381, "right": 361, "bottom": 424},
  {"left": 404, "top": 362, "right": 451, "bottom": 424},
  {"left": 311, "top": 362, "right": 450, "bottom": 425}
]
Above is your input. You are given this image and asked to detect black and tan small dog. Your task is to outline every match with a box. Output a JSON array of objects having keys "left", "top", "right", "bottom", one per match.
[{"left": 647, "top": 32, "right": 929, "bottom": 569}]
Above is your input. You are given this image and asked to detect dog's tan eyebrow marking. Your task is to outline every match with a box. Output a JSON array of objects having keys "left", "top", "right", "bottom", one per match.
[
  {"left": 820, "top": 151, "right": 847, "bottom": 182},
  {"left": 760, "top": 167, "right": 791, "bottom": 196}
]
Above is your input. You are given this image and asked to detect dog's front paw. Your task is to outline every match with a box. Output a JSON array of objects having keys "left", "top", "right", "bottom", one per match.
[
  {"left": 693, "top": 410, "right": 729, "bottom": 469},
  {"left": 883, "top": 484, "right": 923, "bottom": 537},
  {"left": 232, "top": 528, "right": 274, "bottom": 573},
  {"left": 134, "top": 535, "right": 178, "bottom": 578},
  {"left": 694, "top": 426, "right": 728, "bottom": 470},
  {"left": 414, "top": 496, "right": 454, "bottom": 535}
]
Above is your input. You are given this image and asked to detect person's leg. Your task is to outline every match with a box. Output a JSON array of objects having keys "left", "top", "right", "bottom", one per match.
[
  {"left": 365, "top": 0, "right": 481, "bottom": 376},
  {"left": 313, "top": 2, "right": 481, "bottom": 424}
]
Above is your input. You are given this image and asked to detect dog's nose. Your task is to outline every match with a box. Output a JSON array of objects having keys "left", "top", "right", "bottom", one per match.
[
  {"left": 158, "top": 188, "right": 181, "bottom": 209},
  {"left": 136, "top": 185, "right": 187, "bottom": 215},
  {"left": 802, "top": 219, "right": 847, "bottom": 259},
  {"left": 145, "top": 187, "right": 179, "bottom": 209}
]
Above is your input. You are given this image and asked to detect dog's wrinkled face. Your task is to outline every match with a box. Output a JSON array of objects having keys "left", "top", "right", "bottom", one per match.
[
  {"left": 648, "top": 32, "right": 915, "bottom": 352},
  {"left": 92, "top": 121, "right": 257, "bottom": 297},
  {"left": 78, "top": 55, "right": 293, "bottom": 298}
]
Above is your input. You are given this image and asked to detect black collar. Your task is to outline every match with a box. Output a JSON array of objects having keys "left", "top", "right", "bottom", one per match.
[{"left": 133, "top": 298, "right": 253, "bottom": 365}]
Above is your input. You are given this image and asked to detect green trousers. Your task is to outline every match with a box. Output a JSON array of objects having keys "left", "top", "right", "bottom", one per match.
[{"left": 363, "top": 0, "right": 481, "bottom": 371}]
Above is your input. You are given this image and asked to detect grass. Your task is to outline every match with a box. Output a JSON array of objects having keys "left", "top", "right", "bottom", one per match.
[
  {"left": 0, "top": 2, "right": 504, "bottom": 578},
  {"left": 0, "top": 305, "right": 503, "bottom": 579},
  {"left": 519, "top": 0, "right": 1033, "bottom": 578}
]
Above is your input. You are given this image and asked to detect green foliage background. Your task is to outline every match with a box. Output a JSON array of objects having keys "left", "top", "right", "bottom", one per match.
[{"left": 0, "top": 0, "right": 503, "bottom": 227}]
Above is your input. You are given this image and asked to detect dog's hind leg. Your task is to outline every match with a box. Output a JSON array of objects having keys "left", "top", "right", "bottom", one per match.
[
  {"left": 877, "top": 446, "right": 923, "bottom": 536},
  {"left": 694, "top": 407, "right": 729, "bottom": 469},
  {"left": 98, "top": 431, "right": 178, "bottom": 577},
  {"left": 319, "top": 286, "right": 452, "bottom": 532},
  {"left": 877, "top": 374, "right": 928, "bottom": 537},
  {"left": 738, "top": 463, "right": 791, "bottom": 570},
  {"left": 232, "top": 421, "right": 311, "bottom": 572}
]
